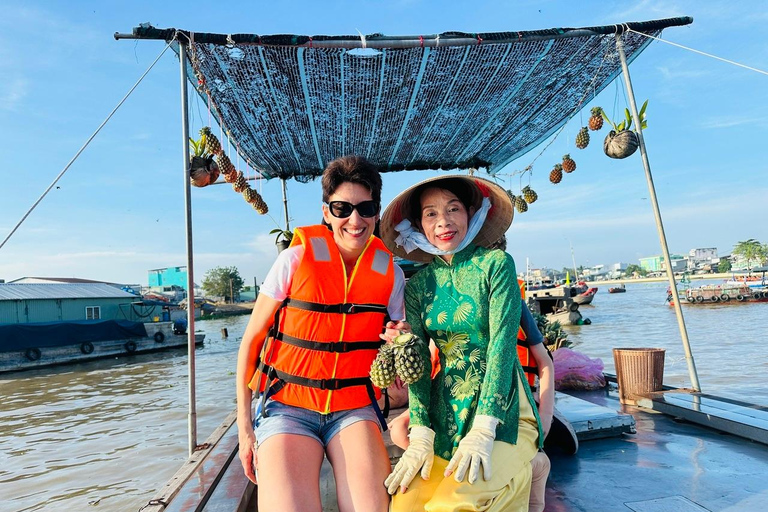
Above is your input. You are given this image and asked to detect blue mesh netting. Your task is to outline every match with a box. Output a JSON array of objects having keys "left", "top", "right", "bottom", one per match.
[{"left": 151, "top": 20, "right": 690, "bottom": 179}]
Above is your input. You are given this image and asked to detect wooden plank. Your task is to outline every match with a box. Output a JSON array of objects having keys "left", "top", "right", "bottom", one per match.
[{"left": 137, "top": 409, "right": 238, "bottom": 512}]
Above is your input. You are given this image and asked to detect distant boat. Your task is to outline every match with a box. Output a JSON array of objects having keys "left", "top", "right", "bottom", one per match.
[
  {"left": 573, "top": 287, "right": 598, "bottom": 305},
  {"left": 608, "top": 284, "right": 626, "bottom": 293},
  {"left": 0, "top": 319, "right": 205, "bottom": 374}
]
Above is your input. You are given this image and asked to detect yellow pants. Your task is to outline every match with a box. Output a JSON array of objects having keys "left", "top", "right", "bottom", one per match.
[{"left": 390, "top": 375, "right": 539, "bottom": 512}]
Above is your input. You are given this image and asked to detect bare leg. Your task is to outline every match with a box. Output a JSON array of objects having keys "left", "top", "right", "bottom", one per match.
[
  {"left": 326, "top": 419, "right": 391, "bottom": 512},
  {"left": 528, "top": 451, "right": 550, "bottom": 512},
  {"left": 257, "top": 434, "right": 324, "bottom": 512}
]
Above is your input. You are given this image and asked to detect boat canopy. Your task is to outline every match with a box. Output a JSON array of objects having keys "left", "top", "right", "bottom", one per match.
[{"left": 121, "top": 17, "right": 691, "bottom": 181}]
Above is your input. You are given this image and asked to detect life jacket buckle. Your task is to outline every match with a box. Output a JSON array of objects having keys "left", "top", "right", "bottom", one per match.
[
  {"left": 341, "top": 303, "right": 356, "bottom": 314},
  {"left": 328, "top": 341, "right": 350, "bottom": 352},
  {"left": 319, "top": 378, "right": 342, "bottom": 390}
]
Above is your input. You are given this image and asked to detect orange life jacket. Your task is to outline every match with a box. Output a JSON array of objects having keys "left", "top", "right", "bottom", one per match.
[
  {"left": 517, "top": 280, "right": 538, "bottom": 389},
  {"left": 250, "top": 225, "right": 395, "bottom": 414}
]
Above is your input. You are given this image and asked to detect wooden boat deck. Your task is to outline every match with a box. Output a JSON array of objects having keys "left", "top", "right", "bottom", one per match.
[{"left": 143, "top": 385, "right": 768, "bottom": 511}]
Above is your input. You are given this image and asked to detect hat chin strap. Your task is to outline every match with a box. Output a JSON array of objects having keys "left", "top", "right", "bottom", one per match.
[{"left": 394, "top": 197, "right": 491, "bottom": 257}]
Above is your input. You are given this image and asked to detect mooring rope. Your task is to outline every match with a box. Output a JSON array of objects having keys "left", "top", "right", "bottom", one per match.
[
  {"left": 0, "top": 40, "right": 174, "bottom": 252},
  {"left": 627, "top": 28, "right": 768, "bottom": 76}
]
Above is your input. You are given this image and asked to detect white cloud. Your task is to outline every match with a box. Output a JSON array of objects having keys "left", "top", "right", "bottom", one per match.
[
  {"left": 700, "top": 116, "right": 767, "bottom": 129},
  {"left": 0, "top": 78, "right": 28, "bottom": 111}
]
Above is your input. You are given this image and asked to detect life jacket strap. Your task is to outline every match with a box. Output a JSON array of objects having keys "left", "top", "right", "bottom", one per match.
[
  {"left": 284, "top": 297, "right": 388, "bottom": 315},
  {"left": 257, "top": 361, "right": 371, "bottom": 391},
  {"left": 274, "top": 331, "right": 383, "bottom": 352}
]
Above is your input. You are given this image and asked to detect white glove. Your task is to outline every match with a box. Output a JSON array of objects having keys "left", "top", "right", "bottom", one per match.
[
  {"left": 444, "top": 415, "right": 499, "bottom": 484},
  {"left": 384, "top": 426, "right": 435, "bottom": 494}
]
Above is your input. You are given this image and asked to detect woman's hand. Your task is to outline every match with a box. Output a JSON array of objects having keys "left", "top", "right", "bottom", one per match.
[
  {"left": 384, "top": 426, "right": 435, "bottom": 494},
  {"left": 380, "top": 320, "right": 412, "bottom": 344},
  {"left": 238, "top": 429, "right": 259, "bottom": 484},
  {"left": 444, "top": 415, "right": 499, "bottom": 483}
]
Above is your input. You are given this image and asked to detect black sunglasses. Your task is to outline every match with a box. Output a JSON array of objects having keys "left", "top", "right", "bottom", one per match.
[{"left": 326, "top": 200, "right": 379, "bottom": 219}]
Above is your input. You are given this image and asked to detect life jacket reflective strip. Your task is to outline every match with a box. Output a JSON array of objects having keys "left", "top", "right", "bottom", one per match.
[
  {"left": 517, "top": 279, "right": 538, "bottom": 389},
  {"left": 249, "top": 225, "right": 394, "bottom": 414}
]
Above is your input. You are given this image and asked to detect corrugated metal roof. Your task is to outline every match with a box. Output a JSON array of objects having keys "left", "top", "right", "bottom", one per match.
[{"left": 0, "top": 283, "right": 138, "bottom": 301}]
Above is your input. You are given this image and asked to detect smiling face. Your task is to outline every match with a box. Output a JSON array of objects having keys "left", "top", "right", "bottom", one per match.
[
  {"left": 322, "top": 181, "right": 378, "bottom": 263},
  {"left": 418, "top": 186, "right": 474, "bottom": 262}
]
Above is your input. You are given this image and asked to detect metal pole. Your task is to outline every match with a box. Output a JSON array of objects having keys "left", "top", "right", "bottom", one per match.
[
  {"left": 281, "top": 178, "right": 290, "bottom": 230},
  {"left": 616, "top": 34, "right": 701, "bottom": 391},
  {"left": 179, "top": 43, "right": 198, "bottom": 455}
]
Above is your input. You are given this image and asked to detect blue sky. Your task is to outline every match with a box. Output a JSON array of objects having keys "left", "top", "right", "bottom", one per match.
[{"left": 0, "top": 0, "right": 766, "bottom": 287}]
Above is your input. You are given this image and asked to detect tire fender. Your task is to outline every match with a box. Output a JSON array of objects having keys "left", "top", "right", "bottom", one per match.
[
  {"left": 125, "top": 341, "right": 138, "bottom": 353},
  {"left": 80, "top": 342, "right": 94, "bottom": 354},
  {"left": 25, "top": 348, "right": 42, "bottom": 361},
  {"left": 154, "top": 332, "right": 165, "bottom": 343}
]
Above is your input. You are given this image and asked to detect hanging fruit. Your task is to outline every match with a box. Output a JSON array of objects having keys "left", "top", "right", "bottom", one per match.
[
  {"left": 562, "top": 154, "right": 576, "bottom": 173},
  {"left": 201, "top": 127, "right": 222, "bottom": 155},
  {"left": 522, "top": 186, "right": 538, "bottom": 204},
  {"left": 588, "top": 107, "right": 604, "bottom": 131},
  {"left": 549, "top": 164, "right": 563, "bottom": 184},
  {"left": 515, "top": 196, "right": 528, "bottom": 213},
  {"left": 575, "top": 127, "right": 590, "bottom": 149}
]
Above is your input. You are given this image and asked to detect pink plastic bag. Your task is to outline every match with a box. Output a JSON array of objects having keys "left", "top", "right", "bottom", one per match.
[{"left": 553, "top": 347, "right": 606, "bottom": 391}]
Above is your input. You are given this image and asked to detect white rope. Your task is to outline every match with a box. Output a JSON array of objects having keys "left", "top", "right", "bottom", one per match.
[
  {"left": 628, "top": 28, "right": 768, "bottom": 77},
  {"left": 0, "top": 40, "right": 173, "bottom": 252}
]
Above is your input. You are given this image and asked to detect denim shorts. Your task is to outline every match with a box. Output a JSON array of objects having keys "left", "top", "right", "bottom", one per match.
[{"left": 253, "top": 399, "right": 382, "bottom": 447}]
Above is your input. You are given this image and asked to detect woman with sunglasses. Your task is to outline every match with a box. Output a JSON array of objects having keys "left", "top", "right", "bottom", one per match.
[{"left": 236, "top": 155, "right": 406, "bottom": 512}]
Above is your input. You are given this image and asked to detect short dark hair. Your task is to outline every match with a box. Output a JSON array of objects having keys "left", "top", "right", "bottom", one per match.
[
  {"left": 408, "top": 177, "right": 476, "bottom": 225},
  {"left": 321, "top": 156, "right": 382, "bottom": 205}
]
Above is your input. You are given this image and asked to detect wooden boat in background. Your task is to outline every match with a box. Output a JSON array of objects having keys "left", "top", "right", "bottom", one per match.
[{"left": 608, "top": 284, "right": 626, "bottom": 293}]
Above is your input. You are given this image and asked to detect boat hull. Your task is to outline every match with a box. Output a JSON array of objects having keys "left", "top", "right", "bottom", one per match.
[{"left": 0, "top": 322, "right": 205, "bottom": 374}]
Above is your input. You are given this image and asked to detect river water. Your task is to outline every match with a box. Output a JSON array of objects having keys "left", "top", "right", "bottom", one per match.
[{"left": 1, "top": 280, "right": 766, "bottom": 511}]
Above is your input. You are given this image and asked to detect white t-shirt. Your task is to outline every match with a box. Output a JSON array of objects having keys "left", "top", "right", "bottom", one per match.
[{"left": 260, "top": 245, "right": 406, "bottom": 321}]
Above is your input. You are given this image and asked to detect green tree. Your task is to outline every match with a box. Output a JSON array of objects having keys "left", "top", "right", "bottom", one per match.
[
  {"left": 624, "top": 264, "right": 647, "bottom": 277},
  {"left": 202, "top": 266, "right": 244, "bottom": 303},
  {"left": 718, "top": 258, "right": 732, "bottom": 273},
  {"left": 732, "top": 239, "right": 767, "bottom": 270}
]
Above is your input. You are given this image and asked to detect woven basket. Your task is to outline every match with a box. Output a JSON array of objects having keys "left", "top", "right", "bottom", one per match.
[
  {"left": 612, "top": 348, "right": 665, "bottom": 405},
  {"left": 603, "top": 130, "right": 639, "bottom": 159}
]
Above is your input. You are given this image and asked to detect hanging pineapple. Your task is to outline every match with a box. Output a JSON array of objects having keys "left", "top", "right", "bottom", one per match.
[
  {"left": 217, "top": 153, "right": 236, "bottom": 176},
  {"left": 549, "top": 164, "right": 563, "bottom": 184},
  {"left": 562, "top": 154, "right": 576, "bottom": 173},
  {"left": 588, "top": 107, "right": 604, "bottom": 131},
  {"left": 233, "top": 172, "right": 249, "bottom": 193},
  {"left": 575, "top": 127, "right": 590, "bottom": 149},
  {"left": 225, "top": 169, "right": 241, "bottom": 184},
  {"left": 522, "top": 185, "right": 538, "bottom": 204},
  {"left": 250, "top": 190, "right": 269, "bottom": 215},
  {"left": 369, "top": 344, "right": 397, "bottom": 388},
  {"left": 201, "top": 127, "right": 222, "bottom": 156},
  {"left": 392, "top": 333, "right": 426, "bottom": 385},
  {"left": 515, "top": 196, "right": 528, "bottom": 213}
]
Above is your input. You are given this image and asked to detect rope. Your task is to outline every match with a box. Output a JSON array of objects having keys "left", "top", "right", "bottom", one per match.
[
  {"left": 627, "top": 28, "right": 768, "bottom": 76},
  {"left": 0, "top": 40, "right": 173, "bottom": 252}
]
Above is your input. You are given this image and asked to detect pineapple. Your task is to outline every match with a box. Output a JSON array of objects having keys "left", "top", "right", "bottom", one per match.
[
  {"left": 251, "top": 191, "right": 269, "bottom": 214},
  {"left": 515, "top": 196, "right": 528, "bottom": 213},
  {"left": 575, "top": 127, "right": 590, "bottom": 149},
  {"left": 549, "top": 164, "right": 563, "bottom": 184},
  {"left": 369, "top": 344, "right": 397, "bottom": 389},
  {"left": 392, "top": 333, "right": 426, "bottom": 385},
  {"left": 217, "top": 153, "right": 236, "bottom": 176},
  {"left": 225, "top": 169, "right": 241, "bottom": 184},
  {"left": 233, "top": 172, "right": 248, "bottom": 193},
  {"left": 588, "top": 107, "right": 604, "bottom": 131},
  {"left": 242, "top": 186, "right": 257, "bottom": 203},
  {"left": 562, "top": 154, "right": 576, "bottom": 173},
  {"left": 522, "top": 186, "right": 538, "bottom": 204},
  {"left": 201, "top": 127, "right": 222, "bottom": 155},
  {"left": 506, "top": 190, "right": 516, "bottom": 204}
]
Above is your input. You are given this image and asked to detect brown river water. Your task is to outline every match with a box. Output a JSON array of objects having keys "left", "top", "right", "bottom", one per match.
[{"left": 1, "top": 279, "right": 766, "bottom": 511}]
